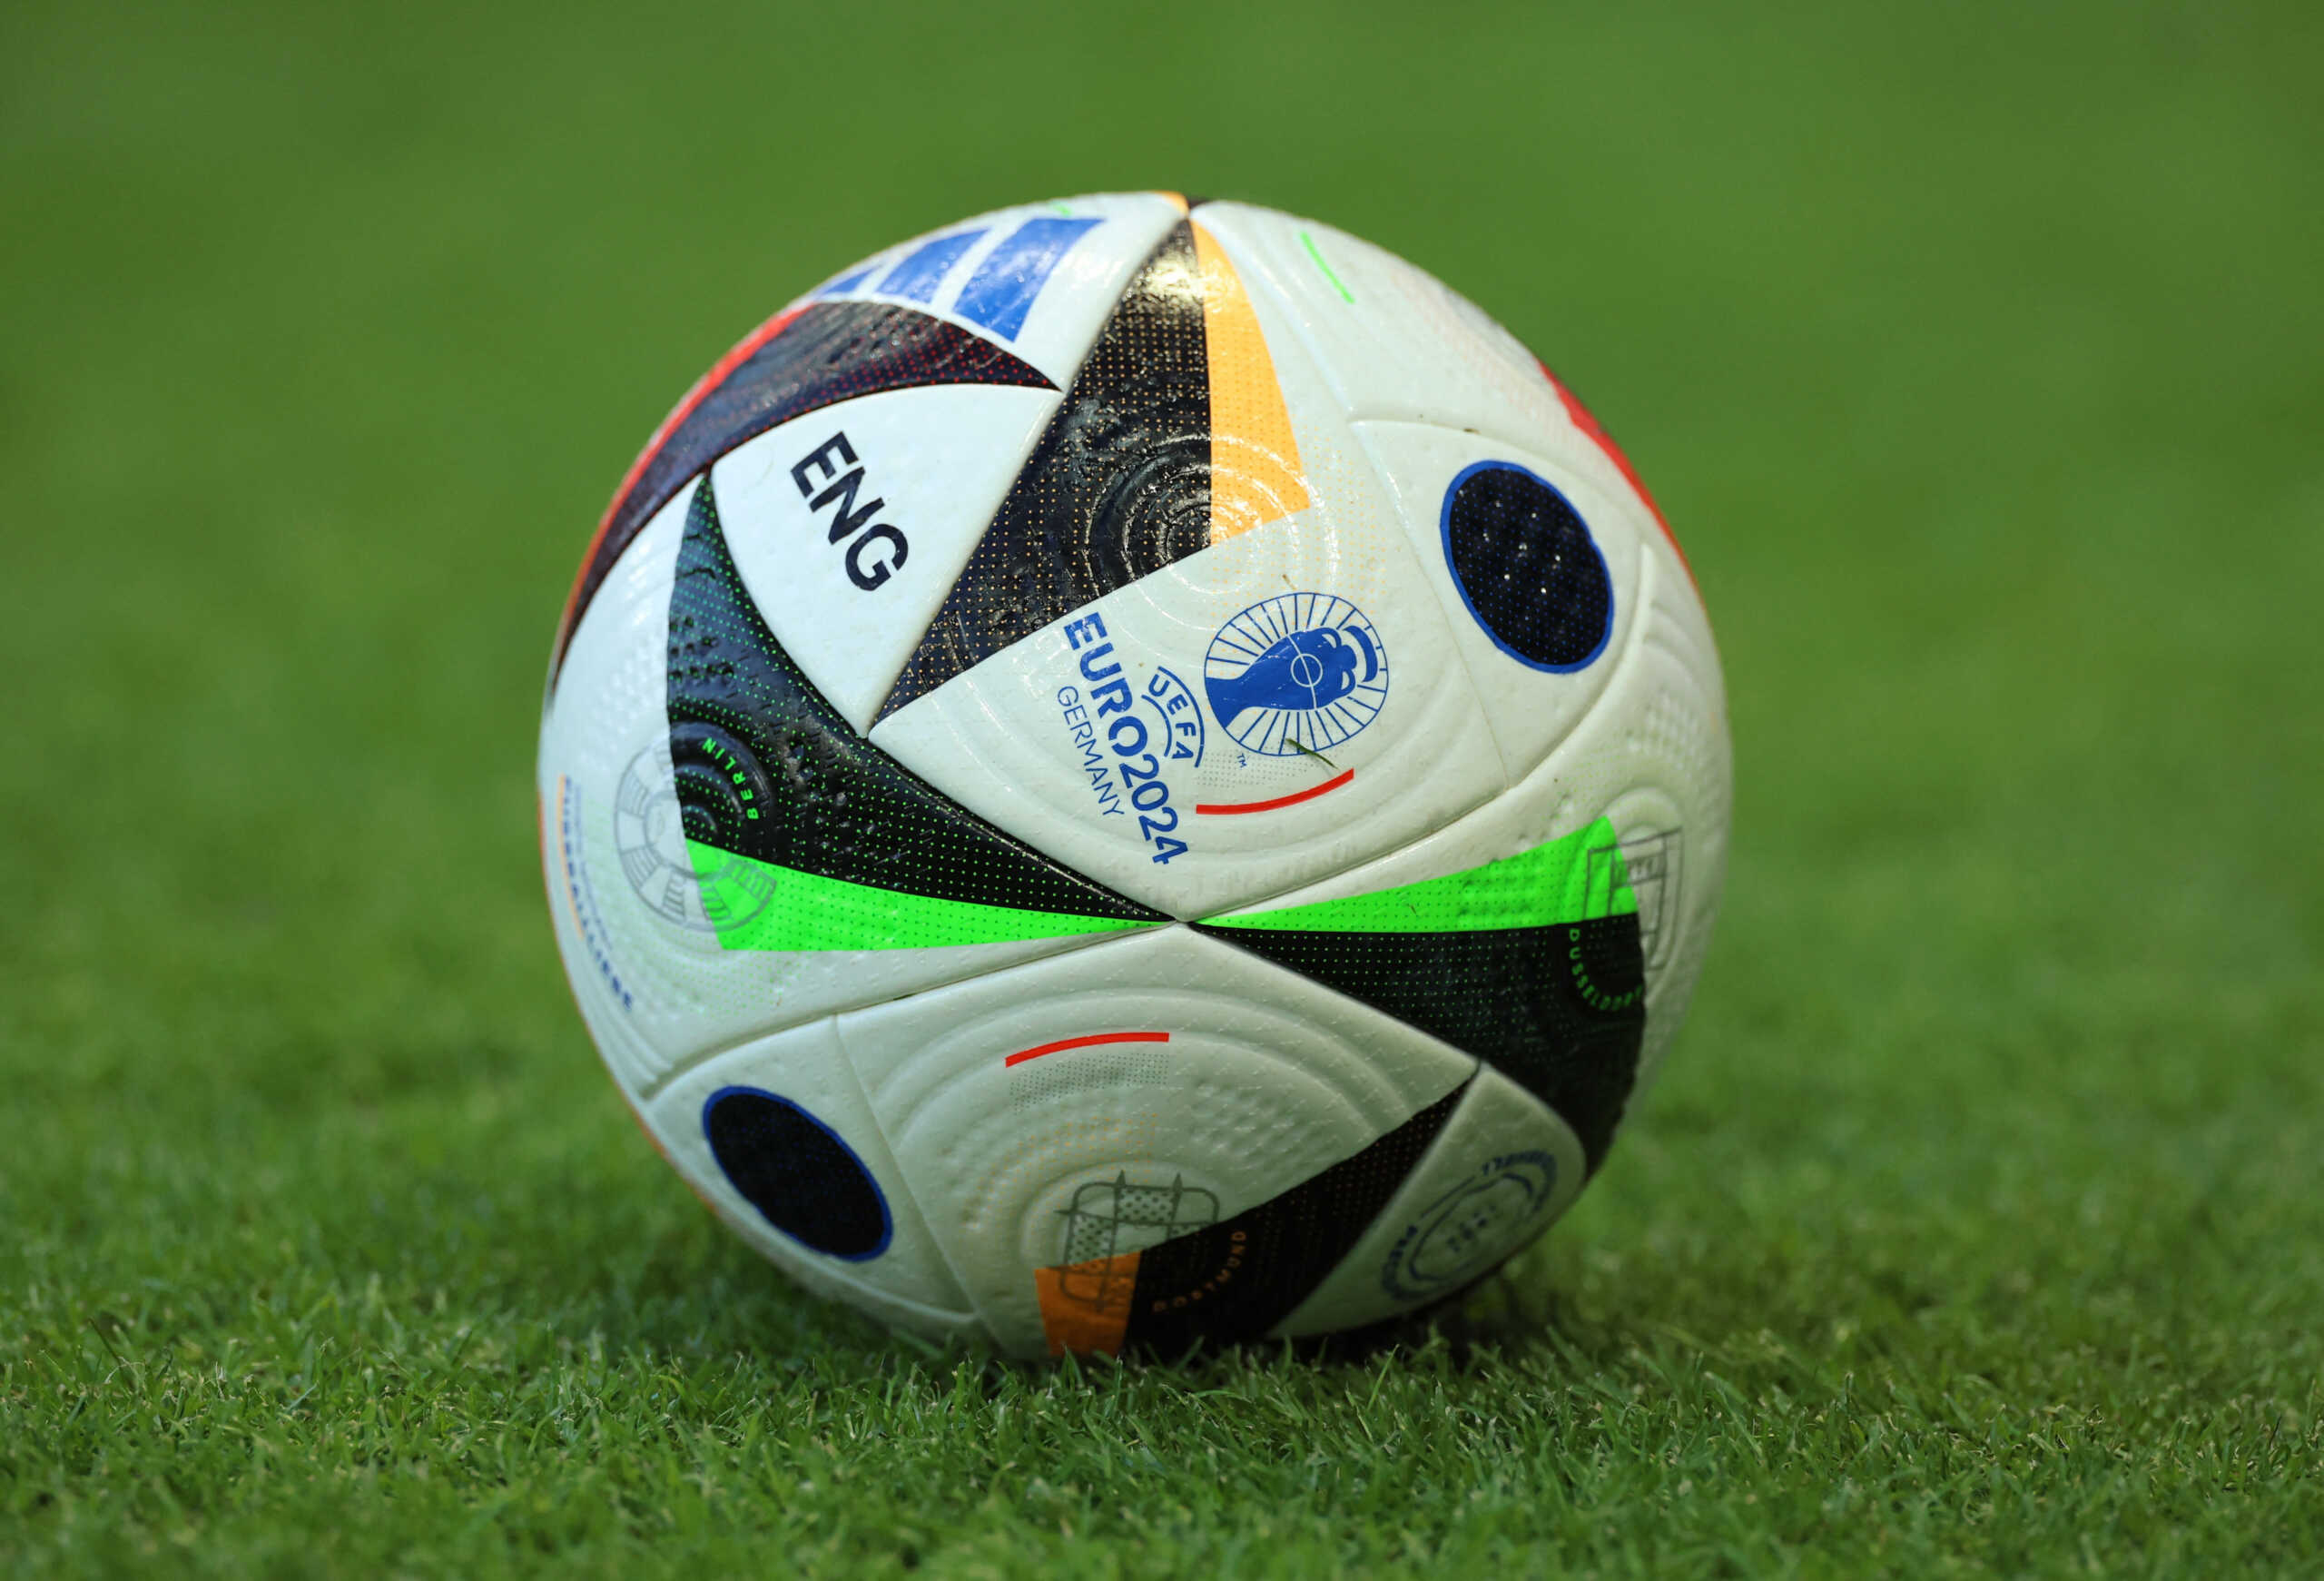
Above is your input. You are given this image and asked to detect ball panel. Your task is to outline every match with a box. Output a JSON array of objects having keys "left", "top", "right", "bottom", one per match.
[
  {"left": 863, "top": 555, "right": 1504, "bottom": 920},
  {"left": 833, "top": 925, "right": 1476, "bottom": 1357},
  {"left": 1196, "top": 203, "right": 1692, "bottom": 703},
  {"left": 1108, "top": 1078, "right": 1465, "bottom": 1357},
  {"left": 1200, "top": 545, "right": 1729, "bottom": 1167},
  {"left": 1197, "top": 817, "right": 1649, "bottom": 1173},
  {"left": 1274, "top": 1065, "right": 1586, "bottom": 1337},
  {"left": 1610, "top": 569, "right": 1729, "bottom": 1097},
  {"left": 538, "top": 478, "right": 1166, "bottom": 1099},
  {"left": 637, "top": 1017, "right": 979, "bottom": 1333},
  {"left": 709, "top": 382, "right": 1062, "bottom": 734},
  {"left": 811, "top": 193, "right": 1186, "bottom": 388},
  {"left": 1353, "top": 418, "right": 1646, "bottom": 776},
  {"left": 1184, "top": 203, "right": 1568, "bottom": 456},
  {"left": 861, "top": 244, "right": 1510, "bottom": 918},
  {"left": 541, "top": 484, "right": 717, "bottom": 1094},
  {"left": 554, "top": 300, "right": 1055, "bottom": 685},
  {"left": 599, "top": 299, "right": 1058, "bottom": 577},
  {"left": 555, "top": 193, "right": 1182, "bottom": 686},
  {"left": 875, "top": 220, "right": 1215, "bottom": 721},
  {"left": 1165, "top": 203, "right": 1683, "bottom": 789},
  {"left": 1199, "top": 201, "right": 1681, "bottom": 579},
  {"left": 665, "top": 470, "right": 1157, "bottom": 924}
]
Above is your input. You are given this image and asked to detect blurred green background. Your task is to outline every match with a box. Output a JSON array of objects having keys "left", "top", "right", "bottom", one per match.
[{"left": 4, "top": 1, "right": 2319, "bottom": 1574}]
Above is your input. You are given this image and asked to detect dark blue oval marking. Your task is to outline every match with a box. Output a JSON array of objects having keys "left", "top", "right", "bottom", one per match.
[
  {"left": 701, "top": 1085, "right": 892, "bottom": 1261},
  {"left": 1440, "top": 461, "right": 1614, "bottom": 673}
]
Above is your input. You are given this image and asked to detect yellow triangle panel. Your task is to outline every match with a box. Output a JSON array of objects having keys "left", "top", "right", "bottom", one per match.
[{"left": 1192, "top": 221, "right": 1312, "bottom": 542}]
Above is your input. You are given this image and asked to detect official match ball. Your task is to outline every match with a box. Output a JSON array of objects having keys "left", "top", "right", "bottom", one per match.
[{"left": 538, "top": 193, "right": 1729, "bottom": 1357}]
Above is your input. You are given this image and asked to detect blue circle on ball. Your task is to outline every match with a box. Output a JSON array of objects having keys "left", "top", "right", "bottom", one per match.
[
  {"left": 1440, "top": 461, "right": 1614, "bottom": 673},
  {"left": 701, "top": 1086, "right": 892, "bottom": 1261}
]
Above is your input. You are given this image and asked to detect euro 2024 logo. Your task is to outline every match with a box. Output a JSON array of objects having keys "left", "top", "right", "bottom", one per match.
[{"left": 1203, "top": 592, "right": 1388, "bottom": 757}]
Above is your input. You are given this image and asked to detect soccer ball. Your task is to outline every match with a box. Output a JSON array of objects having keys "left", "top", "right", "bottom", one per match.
[{"left": 538, "top": 193, "right": 1728, "bottom": 1357}]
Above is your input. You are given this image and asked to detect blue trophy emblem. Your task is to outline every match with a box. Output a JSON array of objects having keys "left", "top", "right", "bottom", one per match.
[{"left": 1203, "top": 593, "right": 1390, "bottom": 756}]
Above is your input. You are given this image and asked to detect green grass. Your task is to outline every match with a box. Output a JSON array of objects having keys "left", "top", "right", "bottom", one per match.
[{"left": 4, "top": 0, "right": 2321, "bottom": 1574}]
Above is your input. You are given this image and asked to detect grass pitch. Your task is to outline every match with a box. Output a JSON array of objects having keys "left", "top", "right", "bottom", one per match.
[{"left": 4, "top": 1, "right": 2320, "bottom": 1574}]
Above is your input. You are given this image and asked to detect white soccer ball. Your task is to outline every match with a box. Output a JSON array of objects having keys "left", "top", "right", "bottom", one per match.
[{"left": 538, "top": 193, "right": 1729, "bottom": 1357}]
